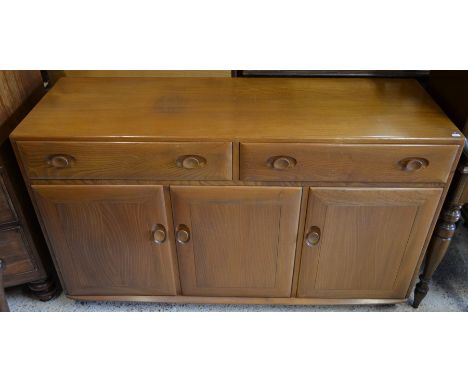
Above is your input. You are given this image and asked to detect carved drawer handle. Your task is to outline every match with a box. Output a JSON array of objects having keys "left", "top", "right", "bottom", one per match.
[
  {"left": 176, "top": 224, "right": 191, "bottom": 244},
  {"left": 47, "top": 154, "right": 74, "bottom": 169},
  {"left": 151, "top": 224, "right": 167, "bottom": 244},
  {"left": 268, "top": 156, "right": 297, "bottom": 170},
  {"left": 398, "top": 157, "right": 429, "bottom": 172},
  {"left": 305, "top": 226, "right": 321, "bottom": 247},
  {"left": 176, "top": 155, "right": 207, "bottom": 169}
]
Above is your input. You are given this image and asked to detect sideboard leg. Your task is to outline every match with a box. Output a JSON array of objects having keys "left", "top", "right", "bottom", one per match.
[
  {"left": 462, "top": 204, "right": 468, "bottom": 227},
  {"left": 26, "top": 276, "right": 60, "bottom": 302},
  {"left": 413, "top": 204, "right": 462, "bottom": 308},
  {"left": 0, "top": 259, "right": 9, "bottom": 312}
]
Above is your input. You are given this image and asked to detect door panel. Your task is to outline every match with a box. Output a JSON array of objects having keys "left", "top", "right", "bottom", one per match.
[
  {"left": 33, "top": 185, "right": 179, "bottom": 296},
  {"left": 297, "top": 188, "right": 442, "bottom": 299},
  {"left": 171, "top": 186, "right": 302, "bottom": 297}
]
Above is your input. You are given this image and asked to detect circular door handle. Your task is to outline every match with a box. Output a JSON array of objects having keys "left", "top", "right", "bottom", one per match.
[
  {"left": 305, "top": 226, "right": 321, "bottom": 247},
  {"left": 176, "top": 224, "right": 191, "bottom": 244},
  {"left": 268, "top": 156, "right": 297, "bottom": 170},
  {"left": 152, "top": 224, "right": 167, "bottom": 244},
  {"left": 48, "top": 154, "right": 73, "bottom": 169},
  {"left": 398, "top": 157, "right": 429, "bottom": 172},
  {"left": 176, "top": 155, "right": 207, "bottom": 169}
]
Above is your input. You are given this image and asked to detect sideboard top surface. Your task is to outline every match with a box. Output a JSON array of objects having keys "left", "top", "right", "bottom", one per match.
[{"left": 10, "top": 77, "right": 463, "bottom": 144}]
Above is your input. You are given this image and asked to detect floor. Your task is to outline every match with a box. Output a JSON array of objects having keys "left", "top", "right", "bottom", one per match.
[{"left": 6, "top": 222, "right": 468, "bottom": 312}]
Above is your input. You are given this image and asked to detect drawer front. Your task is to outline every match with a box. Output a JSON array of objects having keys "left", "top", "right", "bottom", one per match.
[
  {"left": 240, "top": 143, "right": 458, "bottom": 183},
  {"left": 0, "top": 226, "right": 36, "bottom": 277},
  {"left": 0, "top": 175, "right": 17, "bottom": 225},
  {"left": 17, "top": 141, "right": 233, "bottom": 180}
]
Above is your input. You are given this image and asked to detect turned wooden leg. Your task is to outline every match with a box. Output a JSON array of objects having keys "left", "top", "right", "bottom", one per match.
[
  {"left": 0, "top": 259, "right": 9, "bottom": 312},
  {"left": 26, "top": 276, "right": 60, "bottom": 302},
  {"left": 413, "top": 204, "right": 462, "bottom": 308}
]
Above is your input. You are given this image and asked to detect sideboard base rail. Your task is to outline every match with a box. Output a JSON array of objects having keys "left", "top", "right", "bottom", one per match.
[{"left": 68, "top": 295, "right": 405, "bottom": 306}]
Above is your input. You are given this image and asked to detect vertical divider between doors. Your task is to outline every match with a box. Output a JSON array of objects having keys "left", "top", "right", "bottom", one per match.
[
  {"left": 163, "top": 185, "right": 182, "bottom": 295},
  {"left": 290, "top": 186, "right": 310, "bottom": 297},
  {"left": 232, "top": 141, "right": 240, "bottom": 181}
]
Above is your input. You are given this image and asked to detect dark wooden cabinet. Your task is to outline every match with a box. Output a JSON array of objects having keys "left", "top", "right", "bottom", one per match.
[
  {"left": 0, "top": 226, "right": 38, "bottom": 277},
  {"left": 32, "top": 185, "right": 179, "bottom": 296},
  {"left": 0, "top": 71, "right": 59, "bottom": 311},
  {"left": 0, "top": 174, "right": 18, "bottom": 225}
]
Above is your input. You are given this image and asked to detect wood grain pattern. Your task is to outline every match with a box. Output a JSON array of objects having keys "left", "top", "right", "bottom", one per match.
[
  {"left": 58, "top": 70, "right": 232, "bottom": 78},
  {"left": 32, "top": 185, "right": 179, "bottom": 296},
  {"left": 290, "top": 186, "right": 310, "bottom": 296},
  {"left": 297, "top": 187, "right": 442, "bottom": 299},
  {"left": 0, "top": 175, "right": 17, "bottom": 225},
  {"left": 8, "top": 76, "right": 463, "bottom": 306},
  {"left": 0, "top": 70, "right": 58, "bottom": 296},
  {"left": 10, "top": 77, "right": 463, "bottom": 144},
  {"left": 46, "top": 71, "right": 232, "bottom": 88},
  {"left": 0, "top": 258, "right": 8, "bottom": 311},
  {"left": 0, "top": 71, "right": 43, "bottom": 126},
  {"left": 18, "top": 141, "right": 233, "bottom": 180},
  {"left": 461, "top": 173, "right": 468, "bottom": 202},
  {"left": 0, "top": 226, "right": 36, "bottom": 277},
  {"left": 404, "top": 144, "right": 464, "bottom": 301},
  {"left": 240, "top": 143, "right": 458, "bottom": 183},
  {"left": 23, "top": 178, "right": 453, "bottom": 188},
  {"left": 171, "top": 186, "right": 301, "bottom": 297}
]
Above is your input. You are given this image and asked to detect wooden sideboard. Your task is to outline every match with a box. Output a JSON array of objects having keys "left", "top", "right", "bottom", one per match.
[
  {"left": 0, "top": 71, "right": 59, "bottom": 311},
  {"left": 9, "top": 77, "right": 464, "bottom": 305}
]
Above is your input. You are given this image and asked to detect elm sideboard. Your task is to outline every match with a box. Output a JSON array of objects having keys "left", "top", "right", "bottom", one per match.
[{"left": 9, "top": 77, "right": 465, "bottom": 305}]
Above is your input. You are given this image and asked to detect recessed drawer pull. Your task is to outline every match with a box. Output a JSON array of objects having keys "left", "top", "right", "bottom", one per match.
[
  {"left": 268, "top": 156, "right": 297, "bottom": 170},
  {"left": 151, "top": 224, "right": 167, "bottom": 244},
  {"left": 176, "top": 155, "right": 207, "bottom": 169},
  {"left": 47, "top": 154, "right": 73, "bottom": 169},
  {"left": 176, "top": 224, "right": 191, "bottom": 244},
  {"left": 305, "top": 226, "right": 321, "bottom": 247},
  {"left": 399, "top": 157, "right": 429, "bottom": 172}
]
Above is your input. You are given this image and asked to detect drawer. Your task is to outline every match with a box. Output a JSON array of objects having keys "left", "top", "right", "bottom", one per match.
[
  {"left": 0, "top": 226, "right": 35, "bottom": 277},
  {"left": 240, "top": 143, "right": 459, "bottom": 183},
  {"left": 0, "top": 175, "right": 17, "bottom": 225},
  {"left": 17, "top": 141, "right": 233, "bottom": 180}
]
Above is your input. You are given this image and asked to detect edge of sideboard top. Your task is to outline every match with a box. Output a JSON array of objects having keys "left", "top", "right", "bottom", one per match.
[{"left": 9, "top": 77, "right": 465, "bottom": 145}]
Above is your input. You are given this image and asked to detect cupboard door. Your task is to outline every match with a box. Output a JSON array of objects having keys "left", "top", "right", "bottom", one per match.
[
  {"left": 171, "top": 186, "right": 302, "bottom": 297},
  {"left": 297, "top": 188, "right": 442, "bottom": 299},
  {"left": 32, "top": 185, "right": 179, "bottom": 296}
]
